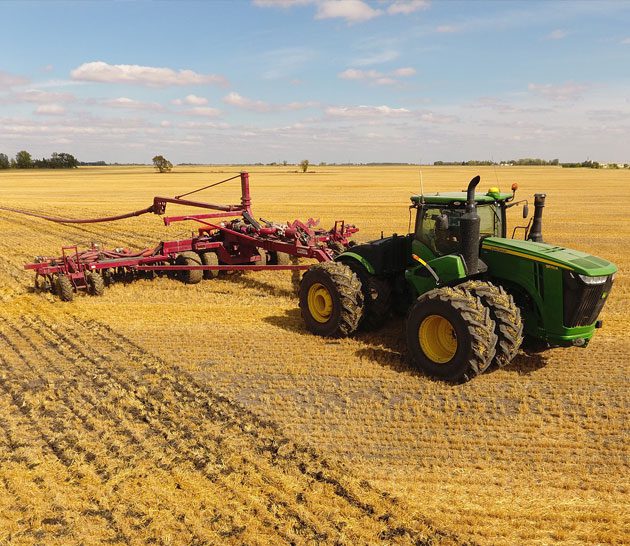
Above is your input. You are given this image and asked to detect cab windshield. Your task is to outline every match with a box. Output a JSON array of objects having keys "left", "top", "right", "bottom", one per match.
[{"left": 416, "top": 204, "right": 502, "bottom": 256}]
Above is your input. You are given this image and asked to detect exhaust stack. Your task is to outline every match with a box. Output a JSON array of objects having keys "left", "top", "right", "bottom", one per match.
[
  {"left": 459, "top": 175, "right": 481, "bottom": 275},
  {"left": 527, "top": 193, "right": 546, "bottom": 243}
]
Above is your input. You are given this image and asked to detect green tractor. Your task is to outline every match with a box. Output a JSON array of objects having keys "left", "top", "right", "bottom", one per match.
[{"left": 298, "top": 175, "right": 617, "bottom": 382}]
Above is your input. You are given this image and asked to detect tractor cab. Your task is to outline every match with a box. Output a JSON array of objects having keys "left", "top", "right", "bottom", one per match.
[{"left": 411, "top": 189, "right": 512, "bottom": 259}]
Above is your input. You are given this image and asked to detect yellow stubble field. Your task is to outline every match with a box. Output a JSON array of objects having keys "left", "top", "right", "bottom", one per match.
[{"left": 0, "top": 165, "right": 627, "bottom": 545}]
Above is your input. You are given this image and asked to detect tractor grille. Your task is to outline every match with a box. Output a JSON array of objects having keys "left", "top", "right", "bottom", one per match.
[{"left": 563, "top": 271, "right": 614, "bottom": 327}]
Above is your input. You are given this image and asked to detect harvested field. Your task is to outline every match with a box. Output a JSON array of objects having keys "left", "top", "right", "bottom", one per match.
[{"left": 0, "top": 166, "right": 628, "bottom": 545}]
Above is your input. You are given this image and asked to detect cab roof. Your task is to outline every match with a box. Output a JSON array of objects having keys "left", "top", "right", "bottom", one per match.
[{"left": 410, "top": 190, "right": 513, "bottom": 206}]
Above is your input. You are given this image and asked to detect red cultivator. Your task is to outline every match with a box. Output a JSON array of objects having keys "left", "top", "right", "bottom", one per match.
[{"left": 22, "top": 172, "right": 358, "bottom": 301}]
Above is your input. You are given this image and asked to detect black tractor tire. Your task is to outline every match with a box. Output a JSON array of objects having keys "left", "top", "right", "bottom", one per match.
[
  {"left": 86, "top": 272, "right": 105, "bottom": 296},
  {"left": 200, "top": 251, "right": 220, "bottom": 280},
  {"left": 268, "top": 251, "right": 291, "bottom": 266},
  {"left": 176, "top": 251, "right": 203, "bottom": 284},
  {"left": 55, "top": 275, "right": 74, "bottom": 302},
  {"left": 346, "top": 263, "right": 392, "bottom": 331},
  {"left": 406, "top": 286, "right": 497, "bottom": 382},
  {"left": 299, "top": 261, "right": 364, "bottom": 337},
  {"left": 458, "top": 280, "right": 523, "bottom": 368}
]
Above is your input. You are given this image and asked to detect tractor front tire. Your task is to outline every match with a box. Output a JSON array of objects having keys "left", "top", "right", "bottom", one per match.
[
  {"left": 299, "top": 261, "right": 363, "bottom": 337},
  {"left": 406, "top": 287, "right": 497, "bottom": 382},
  {"left": 55, "top": 275, "right": 74, "bottom": 302},
  {"left": 176, "top": 251, "right": 203, "bottom": 284},
  {"left": 200, "top": 251, "right": 220, "bottom": 280},
  {"left": 347, "top": 263, "right": 392, "bottom": 331},
  {"left": 87, "top": 272, "right": 105, "bottom": 296},
  {"left": 458, "top": 280, "right": 523, "bottom": 368}
]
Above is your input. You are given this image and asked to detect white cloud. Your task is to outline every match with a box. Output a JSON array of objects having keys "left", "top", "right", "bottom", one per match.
[
  {"left": 326, "top": 105, "right": 411, "bottom": 118},
  {"left": 338, "top": 68, "right": 382, "bottom": 80},
  {"left": 223, "top": 91, "right": 317, "bottom": 112},
  {"left": 387, "top": 0, "right": 429, "bottom": 15},
  {"left": 0, "top": 71, "right": 29, "bottom": 89},
  {"left": 315, "top": 0, "right": 382, "bottom": 23},
  {"left": 436, "top": 25, "right": 458, "bottom": 33},
  {"left": 338, "top": 66, "right": 414, "bottom": 85},
  {"left": 172, "top": 94, "right": 209, "bottom": 106},
  {"left": 160, "top": 120, "right": 171, "bottom": 127},
  {"left": 393, "top": 67, "right": 416, "bottom": 77},
  {"left": 184, "top": 107, "right": 222, "bottom": 117},
  {"left": 223, "top": 91, "right": 271, "bottom": 112},
  {"left": 546, "top": 29, "right": 567, "bottom": 40},
  {"left": 621, "top": 37, "right": 630, "bottom": 45},
  {"left": 71, "top": 61, "right": 227, "bottom": 87},
  {"left": 528, "top": 82, "right": 589, "bottom": 102},
  {"left": 7, "top": 89, "right": 76, "bottom": 104},
  {"left": 102, "top": 97, "right": 164, "bottom": 111},
  {"left": 35, "top": 104, "right": 66, "bottom": 116}
]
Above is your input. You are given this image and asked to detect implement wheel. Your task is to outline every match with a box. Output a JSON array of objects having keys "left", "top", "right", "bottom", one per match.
[
  {"left": 299, "top": 261, "right": 363, "bottom": 337},
  {"left": 200, "top": 251, "right": 219, "bottom": 280},
  {"left": 406, "top": 287, "right": 497, "bottom": 382},
  {"left": 87, "top": 272, "right": 105, "bottom": 296},
  {"left": 176, "top": 251, "right": 203, "bottom": 284},
  {"left": 458, "top": 280, "right": 523, "bottom": 368},
  {"left": 268, "top": 251, "right": 291, "bottom": 266},
  {"left": 55, "top": 275, "right": 74, "bottom": 302}
]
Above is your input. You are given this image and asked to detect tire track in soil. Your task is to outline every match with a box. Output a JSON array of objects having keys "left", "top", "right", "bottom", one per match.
[{"left": 0, "top": 303, "right": 465, "bottom": 545}]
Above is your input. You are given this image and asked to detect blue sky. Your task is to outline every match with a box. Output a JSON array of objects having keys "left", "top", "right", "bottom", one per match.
[{"left": 1, "top": 0, "right": 629, "bottom": 164}]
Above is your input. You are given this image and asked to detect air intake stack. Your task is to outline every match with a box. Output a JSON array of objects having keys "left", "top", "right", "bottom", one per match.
[
  {"left": 459, "top": 175, "right": 481, "bottom": 275},
  {"left": 527, "top": 193, "right": 546, "bottom": 243}
]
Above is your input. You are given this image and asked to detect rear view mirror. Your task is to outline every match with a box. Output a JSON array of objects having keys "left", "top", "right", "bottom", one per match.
[{"left": 523, "top": 204, "right": 529, "bottom": 218}]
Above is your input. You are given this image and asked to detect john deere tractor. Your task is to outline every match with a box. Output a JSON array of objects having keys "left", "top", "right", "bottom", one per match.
[{"left": 298, "top": 176, "right": 617, "bottom": 382}]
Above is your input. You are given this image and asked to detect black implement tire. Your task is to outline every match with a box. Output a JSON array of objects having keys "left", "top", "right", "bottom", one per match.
[
  {"left": 200, "top": 251, "right": 220, "bottom": 280},
  {"left": 87, "top": 272, "right": 105, "bottom": 296},
  {"left": 458, "top": 280, "right": 523, "bottom": 368},
  {"left": 268, "top": 251, "right": 291, "bottom": 266},
  {"left": 406, "top": 287, "right": 497, "bottom": 382},
  {"left": 176, "top": 251, "right": 203, "bottom": 284},
  {"left": 55, "top": 275, "right": 74, "bottom": 302},
  {"left": 346, "top": 263, "right": 392, "bottom": 331},
  {"left": 299, "top": 261, "right": 363, "bottom": 337}
]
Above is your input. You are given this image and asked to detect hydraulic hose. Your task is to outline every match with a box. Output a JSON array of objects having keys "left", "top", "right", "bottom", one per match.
[{"left": 0, "top": 204, "right": 155, "bottom": 224}]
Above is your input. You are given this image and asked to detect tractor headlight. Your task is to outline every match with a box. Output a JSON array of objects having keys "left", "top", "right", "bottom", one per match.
[{"left": 578, "top": 274, "right": 607, "bottom": 285}]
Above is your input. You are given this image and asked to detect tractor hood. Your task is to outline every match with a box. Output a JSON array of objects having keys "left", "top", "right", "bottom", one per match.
[{"left": 481, "top": 237, "right": 617, "bottom": 277}]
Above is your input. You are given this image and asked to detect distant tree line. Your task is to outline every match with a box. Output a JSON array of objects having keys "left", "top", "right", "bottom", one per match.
[
  {"left": 434, "top": 158, "right": 629, "bottom": 169},
  {"left": 0, "top": 150, "right": 78, "bottom": 169}
]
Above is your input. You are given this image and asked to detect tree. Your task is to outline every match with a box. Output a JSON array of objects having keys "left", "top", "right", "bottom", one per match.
[
  {"left": 299, "top": 159, "right": 309, "bottom": 173},
  {"left": 152, "top": 155, "right": 173, "bottom": 173},
  {"left": 0, "top": 153, "right": 9, "bottom": 169},
  {"left": 15, "top": 150, "right": 32, "bottom": 169}
]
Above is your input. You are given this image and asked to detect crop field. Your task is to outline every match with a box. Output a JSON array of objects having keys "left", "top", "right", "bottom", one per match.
[{"left": 0, "top": 165, "right": 627, "bottom": 545}]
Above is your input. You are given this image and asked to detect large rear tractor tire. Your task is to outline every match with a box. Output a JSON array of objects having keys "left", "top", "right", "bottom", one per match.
[
  {"left": 458, "top": 280, "right": 523, "bottom": 368},
  {"left": 347, "top": 263, "right": 392, "bottom": 331},
  {"left": 200, "top": 251, "right": 220, "bottom": 280},
  {"left": 55, "top": 275, "right": 74, "bottom": 302},
  {"left": 176, "top": 251, "right": 203, "bottom": 285},
  {"left": 87, "top": 272, "right": 105, "bottom": 296},
  {"left": 299, "top": 261, "right": 364, "bottom": 337},
  {"left": 406, "top": 286, "right": 497, "bottom": 382}
]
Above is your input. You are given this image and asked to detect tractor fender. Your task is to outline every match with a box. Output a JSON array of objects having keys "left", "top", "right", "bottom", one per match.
[
  {"left": 336, "top": 252, "right": 375, "bottom": 275},
  {"left": 405, "top": 254, "right": 468, "bottom": 297}
]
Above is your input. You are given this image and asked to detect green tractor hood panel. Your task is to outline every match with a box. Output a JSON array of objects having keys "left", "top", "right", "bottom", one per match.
[{"left": 481, "top": 237, "right": 617, "bottom": 277}]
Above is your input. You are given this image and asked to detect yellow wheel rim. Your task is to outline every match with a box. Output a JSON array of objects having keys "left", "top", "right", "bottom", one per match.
[
  {"left": 307, "top": 282, "right": 333, "bottom": 323},
  {"left": 419, "top": 315, "right": 457, "bottom": 364}
]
